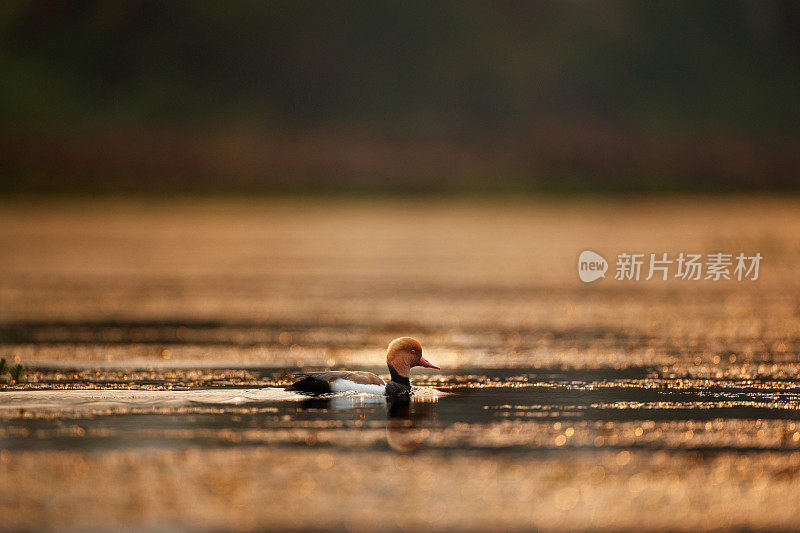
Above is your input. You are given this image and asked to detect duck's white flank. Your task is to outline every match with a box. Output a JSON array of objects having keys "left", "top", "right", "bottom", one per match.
[{"left": 329, "top": 378, "right": 387, "bottom": 395}]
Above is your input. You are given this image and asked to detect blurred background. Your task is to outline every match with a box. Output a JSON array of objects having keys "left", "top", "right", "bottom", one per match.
[
  {"left": 2, "top": 0, "right": 799, "bottom": 194},
  {"left": 5, "top": 4, "right": 800, "bottom": 531}
]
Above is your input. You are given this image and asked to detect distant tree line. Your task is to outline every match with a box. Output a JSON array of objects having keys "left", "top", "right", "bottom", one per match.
[{"left": 1, "top": 1, "right": 799, "bottom": 192}]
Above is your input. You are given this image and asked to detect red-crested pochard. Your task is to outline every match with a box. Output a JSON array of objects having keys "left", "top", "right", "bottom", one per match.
[{"left": 286, "top": 337, "right": 439, "bottom": 397}]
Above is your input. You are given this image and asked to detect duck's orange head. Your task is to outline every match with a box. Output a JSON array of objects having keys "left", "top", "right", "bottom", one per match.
[{"left": 386, "top": 337, "right": 439, "bottom": 380}]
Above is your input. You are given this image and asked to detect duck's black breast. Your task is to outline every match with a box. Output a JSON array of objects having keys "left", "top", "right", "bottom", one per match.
[{"left": 384, "top": 380, "right": 412, "bottom": 397}]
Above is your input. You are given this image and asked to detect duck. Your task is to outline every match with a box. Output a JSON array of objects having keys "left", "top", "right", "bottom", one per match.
[{"left": 285, "top": 337, "right": 439, "bottom": 397}]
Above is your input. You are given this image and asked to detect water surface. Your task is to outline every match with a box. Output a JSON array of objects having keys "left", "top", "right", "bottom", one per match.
[{"left": 4, "top": 366, "right": 800, "bottom": 455}]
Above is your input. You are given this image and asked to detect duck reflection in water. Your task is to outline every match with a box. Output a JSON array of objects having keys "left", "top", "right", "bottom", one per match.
[
  {"left": 295, "top": 394, "right": 437, "bottom": 452},
  {"left": 385, "top": 397, "right": 435, "bottom": 452}
]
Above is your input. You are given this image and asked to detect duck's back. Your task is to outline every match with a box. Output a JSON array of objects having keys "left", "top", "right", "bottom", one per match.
[{"left": 286, "top": 371, "right": 387, "bottom": 395}]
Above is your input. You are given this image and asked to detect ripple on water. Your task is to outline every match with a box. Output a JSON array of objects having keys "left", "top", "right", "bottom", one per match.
[
  {"left": 0, "top": 385, "right": 449, "bottom": 413},
  {"left": 3, "top": 367, "right": 800, "bottom": 453}
]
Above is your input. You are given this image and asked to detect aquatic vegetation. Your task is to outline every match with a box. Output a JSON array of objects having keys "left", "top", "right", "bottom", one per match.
[{"left": 1, "top": 360, "right": 25, "bottom": 384}]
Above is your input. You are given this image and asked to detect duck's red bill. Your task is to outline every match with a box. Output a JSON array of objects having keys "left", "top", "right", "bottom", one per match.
[{"left": 418, "top": 356, "right": 440, "bottom": 369}]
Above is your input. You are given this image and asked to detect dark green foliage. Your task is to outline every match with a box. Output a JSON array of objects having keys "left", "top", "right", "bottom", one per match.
[
  {"left": 2, "top": 1, "right": 800, "bottom": 193},
  {"left": 2, "top": 1, "right": 799, "bottom": 132},
  {"left": 9, "top": 364, "right": 24, "bottom": 383}
]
